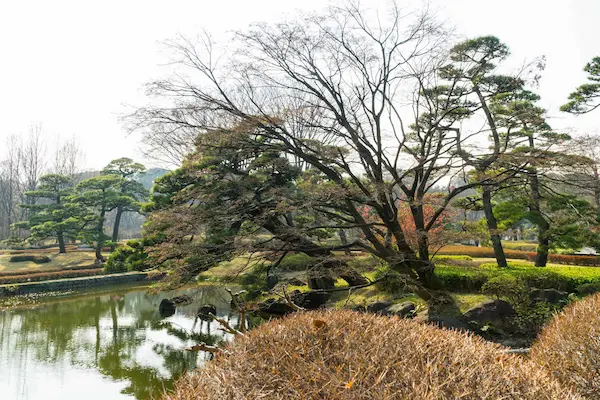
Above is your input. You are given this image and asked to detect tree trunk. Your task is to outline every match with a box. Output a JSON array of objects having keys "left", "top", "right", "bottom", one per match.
[
  {"left": 57, "top": 232, "right": 66, "bottom": 254},
  {"left": 535, "top": 228, "right": 550, "bottom": 267},
  {"left": 528, "top": 136, "right": 550, "bottom": 267},
  {"left": 111, "top": 206, "right": 123, "bottom": 247},
  {"left": 263, "top": 218, "right": 368, "bottom": 286},
  {"left": 482, "top": 186, "right": 507, "bottom": 267},
  {"left": 338, "top": 230, "right": 351, "bottom": 255},
  {"left": 95, "top": 210, "right": 106, "bottom": 263}
]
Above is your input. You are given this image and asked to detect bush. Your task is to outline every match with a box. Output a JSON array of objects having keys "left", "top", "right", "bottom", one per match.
[
  {"left": 277, "top": 253, "right": 314, "bottom": 271},
  {"left": 436, "top": 263, "right": 600, "bottom": 293},
  {"left": 531, "top": 293, "right": 600, "bottom": 398},
  {"left": 165, "top": 310, "right": 576, "bottom": 399},
  {"left": 8, "top": 255, "right": 51, "bottom": 263},
  {"left": 481, "top": 275, "right": 526, "bottom": 302},
  {"left": 575, "top": 282, "right": 600, "bottom": 295},
  {"left": 105, "top": 239, "right": 149, "bottom": 274},
  {"left": 480, "top": 274, "right": 560, "bottom": 335},
  {"left": 373, "top": 265, "right": 409, "bottom": 294},
  {"left": 239, "top": 263, "right": 270, "bottom": 299}
]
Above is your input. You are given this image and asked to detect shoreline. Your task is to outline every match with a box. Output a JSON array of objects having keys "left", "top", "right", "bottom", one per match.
[{"left": 0, "top": 271, "right": 165, "bottom": 296}]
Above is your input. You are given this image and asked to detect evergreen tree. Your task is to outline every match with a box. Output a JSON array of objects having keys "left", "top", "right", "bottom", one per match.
[
  {"left": 561, "top": 57, "right": 600, "bottom": 114},
  {"left": 74, "top": 174, "right": 129, "bottom": 262},
  {"left": 101, "top": 158, "right": 148, "bottom": 244},
  {"left": 16, "top": 174, "right": 82, "bottom": 253}
]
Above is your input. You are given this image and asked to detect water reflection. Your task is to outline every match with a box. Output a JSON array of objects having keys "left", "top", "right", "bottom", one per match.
[{"left": 0, "top": 284, "right": 240, "bottom": 399}]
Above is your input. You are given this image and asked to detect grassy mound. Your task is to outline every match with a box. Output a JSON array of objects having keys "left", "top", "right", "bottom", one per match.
[
  {"left": 165, "top": 310, "right": 576, "bottom": 399},
  {"left": 531, "top": 293, "right": 600, "bottom": 398}
]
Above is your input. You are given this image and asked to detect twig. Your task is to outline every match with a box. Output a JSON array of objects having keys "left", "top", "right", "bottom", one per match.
[
  {"left": 208, "top": 313, "right": 244, "bottom": 337},
  {"left": 186, "top": 342, "right": 228, "bottom": 355}
]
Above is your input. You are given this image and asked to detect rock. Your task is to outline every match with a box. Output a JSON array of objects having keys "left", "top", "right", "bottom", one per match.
[
  {"left": 285, "top": 277, "right": 307, "bottom": 287},
  {"left": 337, "top": 266, "right": 369, "bottom": 287},
  {"left": 530, "top": 288, "right": 568, "bottom": 304},
  {"left": 463, "top": 299, "right": 516, "bottom": 332},
  {"left": 171, "top": 295, "right": 193, "bottom": 306},
  {"left": 159, "top": 299, "right": 176, "bottom": 317},
  {"left": 257, "top": 290, "right": 330, "bottom": 317},
  {"left": 367, "top": 301, "right": 393, "bottom": 314},
  {"left": 426, "top": 315, "right": 470, "bottom": 331},
  {"left": 291, "top": 290, "right": 330, "bottom": 310},
  {"left": 266, "top": 274, "right": 279, "bottom": 290},
  {"left": 307, "top": 267, "right": 336, "bottom": 290},
  {"left": 197, "top": 304, "right": 217, "bottom": 320},
  {"left": 385, "top": 301, "right": 416, "bottom": 318},
  {"left": 258, "top": 298, "right": 294, "bottom": 317}
]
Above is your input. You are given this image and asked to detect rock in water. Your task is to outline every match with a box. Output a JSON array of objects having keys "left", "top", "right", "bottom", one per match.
[
  {"left": 171, "top": 295, "right": 193, "bottom": 306},
  {"left": 198, "top": 304, "right": 217, "bottom": 320},
  {"left": 159, "top": 299, "right": 176, "bottom": 317}
]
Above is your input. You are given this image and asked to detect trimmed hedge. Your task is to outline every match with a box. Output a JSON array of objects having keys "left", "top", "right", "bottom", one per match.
[
  {"left": 9, "top": 255, "right": 51, "bottom": 264},
  {"left": 0, "top": 263, "right": 100, "bottom": 277},
  {"left": 436, "top": 263, "right": 600, "bottom": 293},
  {"left": 0, "top": 268, "right": 104, "bottom": 284},
  {"left": 438, "top": 245, "right": 600, "bottom": 267}
]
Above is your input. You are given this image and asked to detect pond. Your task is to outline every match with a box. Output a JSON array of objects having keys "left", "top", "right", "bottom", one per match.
[{"left": 0, "top": 284, "right": 241, "bottom": 399}]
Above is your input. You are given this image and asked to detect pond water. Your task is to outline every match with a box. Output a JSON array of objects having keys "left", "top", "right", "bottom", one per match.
[{"left": 0, "top": 284, "right": 241, "bottom": 400}]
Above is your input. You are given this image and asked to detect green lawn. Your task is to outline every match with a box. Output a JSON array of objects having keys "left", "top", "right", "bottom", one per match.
[{"left": 0, "top": 251, "right": 105, "bottom": 274}]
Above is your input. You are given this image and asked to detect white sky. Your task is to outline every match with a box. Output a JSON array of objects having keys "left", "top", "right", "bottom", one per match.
[{"left": 0, "top": 0, "right": 598, "bottom": 170}]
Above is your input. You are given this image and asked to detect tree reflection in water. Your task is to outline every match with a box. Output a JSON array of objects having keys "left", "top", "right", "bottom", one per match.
[{"left": 0, "top": 284, "right": 240, "bottom": 399}]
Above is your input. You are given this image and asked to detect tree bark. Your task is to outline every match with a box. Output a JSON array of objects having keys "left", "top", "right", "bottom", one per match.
[
  {"left": 535, "top": 229, "right": 550, "bottom": 267},
  {"left": 95, "top": 209, "right": 106, "bottom": 262},
  {"left": 482, "top": 186, "right": 507, "bottom": 267},
  {"left": 57, "top": 232, "right": 66, "bottom": 254},
  {"left": 338, "top": 230, "right": 351, "bottom": 255},
  {"left": 528, "top": 136, "right": 550, "bottom": 267},
  {"left": 111, "top": 206, "right": 123, "bottom": 249}
]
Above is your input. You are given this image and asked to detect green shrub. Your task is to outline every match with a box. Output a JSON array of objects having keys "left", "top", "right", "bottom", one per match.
[
  {"left": 373, "top": 266, "right": 409, "bottom": 294},
  {"left": 105, "top": 239, "right": 149, "bottom": 274},
  {"left": 576, "top": 282, "right": 600, "bottom": 295},
  {"left": 481, "top": 275, "right": 526, "bottom": 302},
  {"left": 277, "top": 253, "right": 314, "bottom": 271},
  {"left": 436, "top": 265, "right": 489, "bottom": 291},
  {"left": 437, "top": 262, "right": 600, "bottom": 293},
  {"left": 239, "top": 263, "right": 270, "bottom": 299}
]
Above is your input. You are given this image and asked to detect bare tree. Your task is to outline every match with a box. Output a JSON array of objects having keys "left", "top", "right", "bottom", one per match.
[
  {"left": 0, "top": 136, "right": 23, "bottom": 238},
  {"left": 52, "top": 135, "right": 86, "bottom": 182},
  {"left": 19, "top": 125, "right": 47, "bottom": 222},
  {"left": 132, "top": 3, "right": 530, "bottom": 295}
]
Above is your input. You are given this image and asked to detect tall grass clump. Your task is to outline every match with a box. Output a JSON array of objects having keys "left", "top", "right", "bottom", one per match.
[
  {"left": 165, "top": 310, "right": 576, "bottom": 400},
  {"left": 531, "top": 293, "right": 600, "bottom": 398}
]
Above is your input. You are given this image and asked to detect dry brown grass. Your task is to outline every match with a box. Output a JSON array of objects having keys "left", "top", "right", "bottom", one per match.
[
  {"left": 165, "top": 310, "right": 577, "bottom": 400},
  {"left": 531, "top": 293, "right": 600, "bottom": 398}
]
